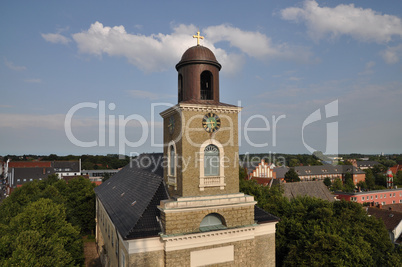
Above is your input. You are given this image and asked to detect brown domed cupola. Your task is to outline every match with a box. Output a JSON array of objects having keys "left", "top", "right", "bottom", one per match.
[{"left": 176, "top": 33, "right": 221, "bottom": 103}]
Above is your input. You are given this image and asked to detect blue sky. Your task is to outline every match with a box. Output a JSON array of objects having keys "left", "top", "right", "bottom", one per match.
[{"left": 1, "top": 0, "right": 402, "bottom": 156}]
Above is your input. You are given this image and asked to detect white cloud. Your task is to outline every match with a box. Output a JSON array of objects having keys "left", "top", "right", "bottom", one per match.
[
  {"left": 381, "top": 45, "right": 402, "bottom": 64},
  {"left": 25, "top": 78, "right": 42, "bottom": 83},
  {"left": 358, "top": 61, "right": 375, "bottom": 75},
  {"left": 72, "top": 22, "right": 198, "bottom": 72},
  {"left": 281, "top": 0, "right": 402, "bottom": 43},
  {"left": 0, "top": 114, "right": 68, "bottom": 130},
  {"left": 4, "top": 59, "right": 26, "bottom": 71},
  {"left": 41, "top": 33, "right": 71, "bottom": 44},
  {"left": 203, "top": 24, "right": 313, "bottom": 63},
  {"left": 70, "top": 22, "right": 312, "bottom": 74},
  {"left": 126, "top": 90, "right": 175, "bottom": 100}
]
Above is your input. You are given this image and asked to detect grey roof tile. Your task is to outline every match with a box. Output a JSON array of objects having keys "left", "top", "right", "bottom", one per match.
[{"left": 95, "top": 153, "right": 169, "bottom": 239}]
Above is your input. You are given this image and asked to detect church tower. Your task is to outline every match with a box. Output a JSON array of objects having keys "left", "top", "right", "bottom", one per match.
[
  {"left": 158, "top": 32, "right": 278, "bottom": 267},
  {"left": 160, "top": 31, "right": 241, "bottom": 197}
]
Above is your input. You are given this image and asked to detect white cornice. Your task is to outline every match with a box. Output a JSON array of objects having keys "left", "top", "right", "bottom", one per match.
[
  {"left": 161, "top": 223, "right": 276, "bottom": 252},
  {"left": 160, "top": 104, "right": 242, "bottom": 118},
  {"left": 180, "top": 103, "right": 242, "bottom": 114}
]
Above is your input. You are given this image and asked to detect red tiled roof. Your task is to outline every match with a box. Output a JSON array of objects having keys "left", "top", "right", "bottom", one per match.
[
  {"left": 9, "top": 161, "right": 51, "bottom": 168},
  {"left": 390, "top": 165, "right": 402, "bottom": 174}
]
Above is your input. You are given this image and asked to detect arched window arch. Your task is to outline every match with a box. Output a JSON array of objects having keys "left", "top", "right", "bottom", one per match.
[
  {"left": 178, "top": 74, "right": 183, "bottom": 102},
  {"left": 204, "top": 144, "right": 219, "bottom": 176},
  {"left": 199, "top": 139, "right": 225, "bottom": 191},
  {"left": 167, "top": 141, "right": 177, "bottom": 190},
  {"left": 200, "top": 71, "right": 213, "bottom": 100},
  {"left": 200, "top": 213, "right": 226, "bottom": 232}
]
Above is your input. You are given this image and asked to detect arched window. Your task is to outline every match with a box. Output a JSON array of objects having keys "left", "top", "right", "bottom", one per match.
[
  {"left": 200, "top": 71, "right": 213, "bottom": 100},
  {"left": 204, "top": 144, "right": 219, "bottom": 176},
  {"left": 169, "top": 145, "right": 175, "bottom": 176},
  {"left": 200, "top": 213, "right": 226, "bottom": 232},
  {"left": 178, "top": 74, "right": 183, "bottom": 102}
]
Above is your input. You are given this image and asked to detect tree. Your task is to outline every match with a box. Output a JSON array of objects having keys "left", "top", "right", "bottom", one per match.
[
  {"left": 364, "top": 169, "right": 375, "bottom": 189},
  {"left": 289, "top": 158, "right": 300, "bottom": 167},
  {"left": 239, "top": 166, "right": 247, "bottom": 180},
  {"left": 331, "top": 178, "right": 343, "bottom": 191},
  {"left": 344, "top": 173, "right": 355, "bottom": 192},
  {"left": 285, "top": 168, "right": 300, "bottom": 183},
  {"left": 62, "top": 177, "right": 96, "bottom": 234},
  {"left": 394, "top": 170, "right": 402, "bottom": 186},
  {"left": 375, "top": 173, "right": 387, "bottom": 187},
  {"left": 102, "top": 172, "right": 111, "bottom": 182},
  {"left": 275, "top": 197, "right": 401, "bottom": 267},
  {"left": 0, "top": 198, "right": 84, "bottom": 266},
  {"left": 356, "top": 181, "right": 367, "bottom": 190},
  {"left": 323, "top": 177, "right": 331, "bottom": 187}
]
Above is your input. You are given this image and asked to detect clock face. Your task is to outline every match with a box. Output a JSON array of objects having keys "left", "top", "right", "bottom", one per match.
[
  {"left": 202, "top": 113, "right": 221, "bottom": 133},
  {"left": 168, "top": 115, "right": 175, "bottom": 134}
]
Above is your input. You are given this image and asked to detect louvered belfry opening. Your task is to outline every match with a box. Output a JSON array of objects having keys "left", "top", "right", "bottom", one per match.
[{"left": 200, "top": 71, "right": 213, "bottom": 100}]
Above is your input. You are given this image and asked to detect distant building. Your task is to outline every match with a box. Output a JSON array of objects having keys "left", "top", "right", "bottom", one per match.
[
  {"left": 53, "top": 160, "right": 81, "bottom": 179},
  {"left": 282, "top": 181, "right": 335, "bottom": 202},
  {"left": 6, "top": 160, "right": 81, "bottom": 188},
  {"left": 367, "top": 207, "right": 402, "bottom": 244},
  {"left": 274, "top": 165, "right": 365, "bottom": 185},
  {"left": 81, "top": 169, "right": 120, "bottom": 183},
  {"left": 245, "top": 159, "right": 277, "bottom": 186},
  {"left": 335, "top": 188, "right": 402, "bottom": 205},
  {"left": 9, "top": 167, "right": 55, "bottom": 187},
  {"left": 390, "top": 164, "right": 402, "bottom": 175},
  {"left": 349, "top": 159, "right": 380, "bottom": 170}
]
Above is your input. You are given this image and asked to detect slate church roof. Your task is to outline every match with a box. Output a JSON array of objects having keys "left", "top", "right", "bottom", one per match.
[
  {"left": 95, "top": 153, "right": 278, "bottom": 239},
  {"left": 283, "top": 180, "right": 335, "bottom": 202},
  {"left": 95, "top": 153, "right": 169, "bottom": 240}
]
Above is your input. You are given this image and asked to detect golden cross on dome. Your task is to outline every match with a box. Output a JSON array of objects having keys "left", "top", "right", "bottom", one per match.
[{"left": 193, "top": 31, "right": 204, "bottom": 46}]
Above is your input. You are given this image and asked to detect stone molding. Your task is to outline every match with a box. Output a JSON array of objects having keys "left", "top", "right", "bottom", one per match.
[
  {"left": 161, "top": 223, "right": 276, "bottom": 252},
  {"left": 124, "top": 236, "right": 164, "bottom": 254},
  {"left": 160, "top": 104, "right": 242, "bottom": 118},
  {"left": 159, "top": 193, "right": 256, "bottom": 211}
]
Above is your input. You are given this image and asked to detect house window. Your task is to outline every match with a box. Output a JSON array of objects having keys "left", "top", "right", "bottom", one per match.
[
  {"left": 370, "top": 196, "right": 373, "bottom": 200},
  {"left": 17, "top": 179, "right": 20, "bottom": 182},
  {"left": 200, "top": 71, "right": 213, "bottom": 100},
  {"left": 376, "top": 195, "right": 378, "bottom": 199},
  {"left": 23, "top": 179, "right": 26, "bottom": 182},
  {"left": 204, "top": 145, "right": 219, "bottom": 176},
  {"left": 382, "top": 202, "right": 386, "bottom": 205},
  {"left": 362, "top": 197, "right": 365, "bottom": 201},
  {"left": 400, "top": 200, "right": 402, "bottom": 203},
  {"left": 393, "top": 201, "right": 396, "bottom": 204}
]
